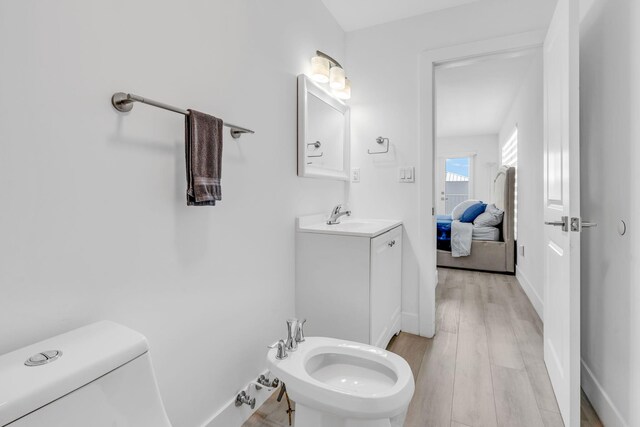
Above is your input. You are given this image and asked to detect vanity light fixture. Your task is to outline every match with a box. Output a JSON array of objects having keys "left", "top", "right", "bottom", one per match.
[
  {"left": 310, "top": 56, "right": 330, "bottom": 83},
  {"left": 309, "top": 50, "right": 351, "bottom": 100},
  {"left": 329, "top": 66, "right": 346, "bottom": 90},
  {"left": 334, "top": 78, "right": 351, "bottom": 100}
]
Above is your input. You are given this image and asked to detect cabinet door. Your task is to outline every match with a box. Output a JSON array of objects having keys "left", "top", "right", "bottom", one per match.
[{"left": 370, "top": 226, "right": 402, "bottom": 348}]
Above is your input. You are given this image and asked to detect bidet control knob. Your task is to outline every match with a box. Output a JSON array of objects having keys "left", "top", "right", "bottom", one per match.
[{"left": 268, "top": 340, "right": 288, "bottom": 360}]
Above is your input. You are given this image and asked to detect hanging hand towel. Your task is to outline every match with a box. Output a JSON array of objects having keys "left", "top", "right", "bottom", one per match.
[{"left": 185, "top": 110, "right": 223, "bottom": 206}]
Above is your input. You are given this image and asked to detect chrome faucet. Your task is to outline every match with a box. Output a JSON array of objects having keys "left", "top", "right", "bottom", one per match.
[
  {"left": 295, "top": 319, "right": 306, "bottom": 343},
  {"left": 269, "top": 319, "right": 307, "bottom": 361},
  {"left": 285, "top": 319, "right": 299, "bottom": 352},
  {"left": 327, "top": 204, "right": 351, "bottom": 225}
]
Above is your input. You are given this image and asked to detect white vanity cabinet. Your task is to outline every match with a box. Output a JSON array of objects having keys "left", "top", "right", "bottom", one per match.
[{"left": 295, "top": 219, "right": 402, "bottom": 349}]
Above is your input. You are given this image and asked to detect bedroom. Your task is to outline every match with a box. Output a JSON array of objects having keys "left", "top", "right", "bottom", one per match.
[{"left": 434, "top": 47, "right": 544, "bottom": 300}]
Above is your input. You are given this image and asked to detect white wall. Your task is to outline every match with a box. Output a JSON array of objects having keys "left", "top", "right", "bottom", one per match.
[
  {"left": 0, "top": 1, "right": 345, "bottom": 426},
  {"left": 497, "top": 51, "right": 544, "bottom": 317},
  {"left": 437, "top": 134, "right": 499, "bottom": 204},
  {"left": 580, "top": 0, "right": 640, "bottom": 425},
  {"left": 346, "top": 0, "right": 557, "bottom": 333}
]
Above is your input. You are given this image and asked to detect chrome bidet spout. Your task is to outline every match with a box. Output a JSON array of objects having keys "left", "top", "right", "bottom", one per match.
[{"left": 285, "top": 319, "right": 299, "bottom": 352}]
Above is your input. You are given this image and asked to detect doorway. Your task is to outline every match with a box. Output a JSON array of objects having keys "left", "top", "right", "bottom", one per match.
[{"left": 419, "top": 5, "right": 584, "bottom": 422}]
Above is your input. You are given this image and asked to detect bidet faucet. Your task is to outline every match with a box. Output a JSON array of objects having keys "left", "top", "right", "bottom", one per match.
[
  {"left": 285, "top": 319, "right": 299, "bottom": 352},
  {"left": 327, "top": 204, "right": 351, "bottom": 225},
  {"left": 295, "top": 319, "right": 306, "bottom": 343}
]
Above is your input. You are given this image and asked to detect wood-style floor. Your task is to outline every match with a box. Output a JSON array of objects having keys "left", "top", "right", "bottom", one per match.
[{"left": 243, "top": 268, "right": 602, "bottom": 427}]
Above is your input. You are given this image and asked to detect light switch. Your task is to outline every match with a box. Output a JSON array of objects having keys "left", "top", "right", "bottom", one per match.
[
  {"left": 399, "top": 167, "right": 415, "bottom": 183},
  {"left": 352, "top": 168, "right": 360, "bottom": 183}
]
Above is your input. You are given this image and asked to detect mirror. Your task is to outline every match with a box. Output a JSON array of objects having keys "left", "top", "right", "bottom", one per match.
[{"left": 297, "top": 74, "right": 350, "bottom": 180}]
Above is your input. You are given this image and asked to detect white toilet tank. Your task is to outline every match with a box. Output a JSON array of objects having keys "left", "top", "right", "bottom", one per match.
[{"left": 0, "top": 321, "right": 172, "bottom": 427}]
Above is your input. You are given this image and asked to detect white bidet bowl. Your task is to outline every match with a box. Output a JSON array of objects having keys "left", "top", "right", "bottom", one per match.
[{"left": 267, "top": 337, "right": 414, "bottom": 427}]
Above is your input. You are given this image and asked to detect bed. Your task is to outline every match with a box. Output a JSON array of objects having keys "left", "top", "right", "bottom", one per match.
[{"left": 436, "top": 165, "right": 515, "bottom": 274}]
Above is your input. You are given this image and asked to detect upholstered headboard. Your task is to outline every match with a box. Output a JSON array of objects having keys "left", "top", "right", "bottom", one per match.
[{"left": 492, "top": 165, "right": 516, "bottom": 244}]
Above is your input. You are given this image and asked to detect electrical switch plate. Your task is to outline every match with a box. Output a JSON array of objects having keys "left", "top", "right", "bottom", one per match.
[
  {"left": 398, "top": 167, "right": 415, "bottom": 183},
  {"left": 351, "top": 168, "right": 360, "bottom": 183}
]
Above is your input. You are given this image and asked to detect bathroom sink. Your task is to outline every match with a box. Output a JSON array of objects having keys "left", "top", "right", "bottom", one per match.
[{"left": 296, "top": 215, "right": 402, "bottom": 238}]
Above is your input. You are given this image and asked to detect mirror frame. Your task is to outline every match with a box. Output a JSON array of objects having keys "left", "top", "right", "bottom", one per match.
[{"left": 297, "top": 74, "right": 350, "bottom": 181}]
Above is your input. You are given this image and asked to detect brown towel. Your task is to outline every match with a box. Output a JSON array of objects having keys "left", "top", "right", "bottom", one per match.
[{"left": 185, "top": 110, "right": 223, "bottom": 206}]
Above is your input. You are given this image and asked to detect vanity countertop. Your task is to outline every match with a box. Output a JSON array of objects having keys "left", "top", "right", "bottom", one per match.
[{"left": 296, "top": 214, "right": 402, "bottom": 238}]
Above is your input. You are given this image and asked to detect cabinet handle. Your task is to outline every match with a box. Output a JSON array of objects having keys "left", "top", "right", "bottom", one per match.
[{"left": 388, "top": 240, "right": 396, "bottom": 247}]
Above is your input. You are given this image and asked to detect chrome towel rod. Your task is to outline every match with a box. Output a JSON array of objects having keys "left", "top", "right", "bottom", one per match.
[{"left": 111, "top": 92, "right": 255, "bottom": 139}]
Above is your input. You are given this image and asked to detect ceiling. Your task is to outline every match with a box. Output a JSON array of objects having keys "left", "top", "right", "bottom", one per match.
[
  {"left": 436, "top": 51, "right": 538, "bottom": 138},
  {"left": 321, "top": 0, "right": 484, "bottom": 32}
]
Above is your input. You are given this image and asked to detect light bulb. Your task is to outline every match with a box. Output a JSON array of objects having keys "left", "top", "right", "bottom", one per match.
[
  {"left": 310, "top": 56, "right": 330, "bottom": 83},
  {"left": 334, "top": 78, "right": 351, "bottom": 100},
  {"left": 329, "top": 66, "right": 346, "bottom": 90}
]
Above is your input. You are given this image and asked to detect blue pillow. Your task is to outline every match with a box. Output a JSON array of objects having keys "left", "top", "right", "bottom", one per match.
[{"left": 459, "top": 203, "right": 487, "bottom": 223}]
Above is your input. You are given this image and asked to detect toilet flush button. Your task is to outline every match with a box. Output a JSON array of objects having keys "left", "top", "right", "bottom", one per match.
[
  {"left": 26, "top": 354, "right": 47, "bottom": 364},
  {"left": 42, "top": 350, "right": 60, "bottom": 359},
  {"left": 25, "top": 350, "right": 63, "bottom": 367}
]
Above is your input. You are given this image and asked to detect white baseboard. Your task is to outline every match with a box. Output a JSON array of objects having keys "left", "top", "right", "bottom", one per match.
[
  {"left": 202, "top": 370, "right": 277, "bottom": 427},
  {"left": 401, "top": 312, "right": 419, "bottom": 335},
  {"left": 515, "top": 265, "right": 543, "bottom": 320},
  {"left": 581, "top": 359, "right": 628, "bottom": 427}
]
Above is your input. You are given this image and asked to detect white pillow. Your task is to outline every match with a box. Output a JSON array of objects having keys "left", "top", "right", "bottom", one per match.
[
  {"left": 451, "top": 199, "right": 481, "bottom": 220},
  {"left": 474, "top": 203, "right": 504, "bottom": 227}
]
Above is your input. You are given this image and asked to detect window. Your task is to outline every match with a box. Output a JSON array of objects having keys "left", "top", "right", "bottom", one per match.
[{"left": 502, "top": 128, "right": 518, "bottom": 238}]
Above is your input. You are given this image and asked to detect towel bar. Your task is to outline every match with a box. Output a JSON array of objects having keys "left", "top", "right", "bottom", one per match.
[{"left": 111, "top": 92, "right": 255, "bottom": 139}]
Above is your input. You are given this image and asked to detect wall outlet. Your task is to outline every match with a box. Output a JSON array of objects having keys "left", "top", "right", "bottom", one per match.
[
  {"left": 518, "top": 245, "right": 525, "bottom": 257},
  {"left": 398, "top": 167, "right": 415, "bottom": 183},
  {"left": 351, "top": 168, "right": 360, "bottom": 183}
]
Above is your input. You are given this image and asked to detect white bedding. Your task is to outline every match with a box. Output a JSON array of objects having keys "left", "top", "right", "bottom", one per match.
[
  {"left": 472, "top": 226, "right": 500, "bottom": 241},
  {"left": 451, "top": 220, "right": 473, "bottom": 257}
]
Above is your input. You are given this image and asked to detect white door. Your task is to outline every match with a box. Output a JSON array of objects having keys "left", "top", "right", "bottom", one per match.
[{"left": 542, "top": 0, "right": 581, "bottom": 425}]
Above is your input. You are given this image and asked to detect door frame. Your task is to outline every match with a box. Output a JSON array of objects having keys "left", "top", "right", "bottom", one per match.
[{"left": 417, "top": 31, "right": 546, "bottom": 337}]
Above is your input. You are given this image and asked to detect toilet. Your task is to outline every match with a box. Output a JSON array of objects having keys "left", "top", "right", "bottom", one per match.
[
  {"left": 267, "top": 337, "right": 415, "bottom": 427},
  {"left": 0, "top": 321, "right": 172, "bottom": 426}
]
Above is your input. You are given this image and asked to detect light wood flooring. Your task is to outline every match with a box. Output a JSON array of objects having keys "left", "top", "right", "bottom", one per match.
[{"left": 244, "top": 268, "right": 602, "bottom": 427}]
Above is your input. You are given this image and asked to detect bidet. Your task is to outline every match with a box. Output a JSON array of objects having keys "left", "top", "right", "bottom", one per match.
[{"left": 267, "top": 337, "right": 414, "bottom": 427}]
